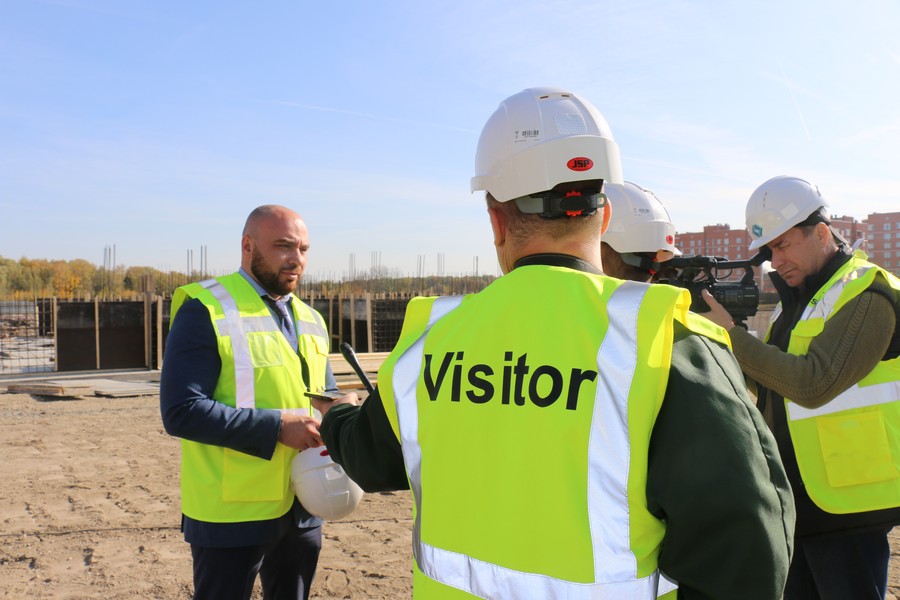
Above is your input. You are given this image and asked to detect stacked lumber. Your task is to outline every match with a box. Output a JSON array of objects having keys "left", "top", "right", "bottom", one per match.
[{"left": 327, "top": 351, "right": 388, "bottom": 393}]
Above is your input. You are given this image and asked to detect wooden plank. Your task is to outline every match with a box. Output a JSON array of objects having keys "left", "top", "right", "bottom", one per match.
[
  {"left": 144, "top": 293, "right": 152, "bottom": 369},
  {"left": 328, "top": 351, "right": 386, "bottom": 395},
  {"left": 366, "top": 296, "right": 373, "bottom": 353},
  {"left": 6, "top": 382, "right": 94, "bottom": 398},
  {"left": 327, "top": 352, "right": 388, "bottom": 376},
  {"left": 92, "top": 379, "right": 160, "bottom": 397},
  {"left": 156, "top": 296, "right": 163, "bottom": 370},
  {"left": 94, "top": 298, "right": 100, "bottom": 370},
  {"left": 349, "top": 297, "right": 357, "bottom": 351},
  {"left": 6, "top": 378, "right": 160, "bottom": 398},
  {"left": 333, "top": 376, "right": 368, "bottom": 391}
]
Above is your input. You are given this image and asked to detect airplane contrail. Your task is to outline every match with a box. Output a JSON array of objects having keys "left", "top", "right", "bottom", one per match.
[{"left": 780, "top": 67, "right": 813, "bottom": 142}]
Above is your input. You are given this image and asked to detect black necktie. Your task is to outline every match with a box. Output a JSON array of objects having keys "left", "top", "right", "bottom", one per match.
[{"left": 271, "top": 297, "right": 298, "bottom": 350}]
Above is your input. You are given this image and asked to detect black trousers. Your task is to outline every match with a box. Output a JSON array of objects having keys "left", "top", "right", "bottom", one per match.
[
  {"left": 191, "top": 525, "right": 322, "bottom": 600},
  {"left": 783, "top": 526, "right": 891, "bottom": 600}
]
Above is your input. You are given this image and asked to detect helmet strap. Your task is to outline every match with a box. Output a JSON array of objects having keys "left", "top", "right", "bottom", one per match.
[
  {"left": 514, "top": 191, "right": 608, "bottom": 219},
  {"left": 621, "top": 252, "right": 661, "bottom": 275}
]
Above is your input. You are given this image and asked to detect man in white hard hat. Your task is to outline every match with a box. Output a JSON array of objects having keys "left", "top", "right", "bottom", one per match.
[
  {"left": 311, "top": 88, "right": 794, "bottom": 599},
  {"left": 600, "top": 181, "right": 679, "bottom": 282},
  {"left": 160, "top": 205, "right": 337, "bottom": 600},
  {"left": 703, "top": 175, "right": 900, "bottom": 600}
]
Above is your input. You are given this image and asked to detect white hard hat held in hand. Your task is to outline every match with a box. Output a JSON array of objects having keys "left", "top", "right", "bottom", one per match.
[{"left": 291, "top": 446, "right": 363, "bottom": 520}]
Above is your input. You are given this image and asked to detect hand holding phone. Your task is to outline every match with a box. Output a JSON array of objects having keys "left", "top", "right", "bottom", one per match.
[
  {"left": 304, "top": 390, "right": 347, "bottom": 403},
  {"left": 306, "top": 389, "right": 360, "bottom": 419}
]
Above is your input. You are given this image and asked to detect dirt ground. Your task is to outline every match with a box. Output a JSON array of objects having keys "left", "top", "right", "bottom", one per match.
[
  {"left": 0, "top": 385, "right": 412, "bottom": 599},
  {"left": 0, "top": 381, "right": 898, "bottom": 599}
]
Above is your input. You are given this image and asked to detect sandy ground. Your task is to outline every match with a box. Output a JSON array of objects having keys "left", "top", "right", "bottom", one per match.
[
  {"left": 0, "top": 381, "right": 898, "bottom": 599},
  {"left": 0, "top": 385, "right": 412, "bottom": 599}
]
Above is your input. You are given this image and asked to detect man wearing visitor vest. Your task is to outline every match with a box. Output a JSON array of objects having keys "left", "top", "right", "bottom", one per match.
[
  {"left": 313, "top": 87, "right": 795, "bottom": 599},
  {"left": 160, "top": 205, "right": 335, "bottom": 600},
  {"left": 703, "top": 176, "right": 900, "bottom": 599}
]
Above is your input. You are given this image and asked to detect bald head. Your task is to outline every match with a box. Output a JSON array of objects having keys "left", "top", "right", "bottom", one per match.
[
  {"left": 241, "top": 205, "right": 310, "bottom": 298},
  {"left": 243, "top": 205, "right": 302, "bottom": 237}
]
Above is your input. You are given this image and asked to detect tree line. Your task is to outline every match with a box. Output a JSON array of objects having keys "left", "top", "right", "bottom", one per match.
[
  {"left": 0, "top": 256, "right": 496, "bottom": 300},
  {"left": 0, "top": 255, "right": 190, "bottom": 299}
]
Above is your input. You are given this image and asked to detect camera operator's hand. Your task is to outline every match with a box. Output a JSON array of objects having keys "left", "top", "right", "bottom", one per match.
[{"left": 701, "top": 289, "right": 736, "bottom": 331}]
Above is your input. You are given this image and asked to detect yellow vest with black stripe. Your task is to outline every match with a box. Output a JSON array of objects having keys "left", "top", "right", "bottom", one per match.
[
  {"left": 376, "top": 265, "right": 730, "bottom": 599},
  {"left": 170, "top": 272, "right": 330, "bottom": 523},
  {"left": 769, "top": 251, "right": 900, "bottom": 514}
]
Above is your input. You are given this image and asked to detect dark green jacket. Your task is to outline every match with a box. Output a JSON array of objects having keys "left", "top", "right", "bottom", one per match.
[{"left": 322, "top": 255, "right": 795, "bottom": 600}]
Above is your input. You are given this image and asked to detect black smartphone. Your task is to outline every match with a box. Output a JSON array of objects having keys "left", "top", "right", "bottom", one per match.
[{"left": 304, "top": 390, "right": 346, "bottom": 402}]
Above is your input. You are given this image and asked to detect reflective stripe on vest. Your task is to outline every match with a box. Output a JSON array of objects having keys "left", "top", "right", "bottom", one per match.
[
  {"left": 788, "top": 379, "right": 899, "bottom": 420},
  {"left": 174, "top": 274, "right": 330, "bottom": 522},
  {"left": 785, "top": 263, "right": 898, "bottom": 421},
  {"left": 776, "top": 255, "right": 900, "bottom": 513},
  {"left": 658, "top": 574, "right": 677, "bottom": 597},
  {"left": 391, "top": 284, "right": 664, "bottom": 599},
  {"left": 200, "top": 279, "right": 258, "bottom": 409},
  {"left": 199, "top": 278, "right": 328, "bottom": 411},
  {"left": 798, "top": 266, "right": 865, "bottom": 322}
]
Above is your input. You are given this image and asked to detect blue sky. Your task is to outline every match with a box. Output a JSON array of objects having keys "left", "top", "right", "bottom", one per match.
[{"left": 2, "top": 0, "right": 899, "bottom": 280}]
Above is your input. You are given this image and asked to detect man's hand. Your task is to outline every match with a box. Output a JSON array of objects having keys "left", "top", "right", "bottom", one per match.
[
  {"left": 701, "top": 289, "right": 736, "bottom": 330},
  {"left": 311, "top": 391, "right": 360, "bottom": 419},
  {"left": 278, "top": 413, "right": 323, "bottom": 450}
]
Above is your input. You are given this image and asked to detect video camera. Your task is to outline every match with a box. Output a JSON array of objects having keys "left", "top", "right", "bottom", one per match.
[{"left": 655, "top": 253, "right": 766, "bottom": 328}]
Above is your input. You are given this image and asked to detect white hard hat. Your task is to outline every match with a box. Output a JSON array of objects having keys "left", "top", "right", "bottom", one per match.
[
  {"left": 602, "top": 182, "right": 678, "bottom": 263},
  {"left": 745, "top": 176, "right": 828, "bottom": 251},
  {"left": 470, "top": 87, "right": 624, "bottom": 212},
  {"left": 291, "top": 447, "right": 363, "bottom": 520}
]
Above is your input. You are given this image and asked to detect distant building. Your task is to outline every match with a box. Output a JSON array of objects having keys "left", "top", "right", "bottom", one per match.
[
  {"left": 675, "top": 223, "right": 750, "bottom": 261},
  {"left": 866, "top": 212, "right": 900, "bottom": 274},
  {"left": 830, "top": 215, "right": 867, "bottom": 250},
  {"left": 673, "top": 212, "right": 900, "bottom": 293}
]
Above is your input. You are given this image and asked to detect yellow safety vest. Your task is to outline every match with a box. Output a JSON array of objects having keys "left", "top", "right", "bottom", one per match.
[
  {"left": 170, "top": 272, "right": 330, "bottom": 522},
  {"left": 768, "top": 252, "right": 900, "bottom": 514},
  {"left": 377, "top": 266, "right": 730, "bottom": 599}
]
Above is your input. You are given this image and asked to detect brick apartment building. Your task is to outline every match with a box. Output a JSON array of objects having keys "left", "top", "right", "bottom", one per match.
[
  {"left": 673, "top": 211, "right": 900, "bottom": 294},
  {"left": 866, "top": 212, "right": 900, "bottom": 274}
]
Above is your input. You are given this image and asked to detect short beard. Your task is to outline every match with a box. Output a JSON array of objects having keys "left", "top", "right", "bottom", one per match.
[{"left": 250, "top": 248, "right": 298, "bottom": 297}]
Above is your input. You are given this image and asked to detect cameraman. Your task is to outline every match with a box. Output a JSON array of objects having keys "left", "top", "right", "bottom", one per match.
[
  {"left": 703, "top": 175, "right": 900, "bottom": 600},
  {"left": 600, "top": 181, "right": 679, "bottom": 282}
]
